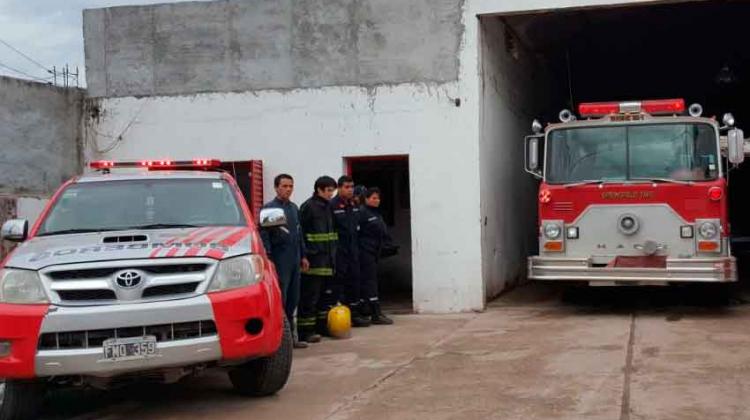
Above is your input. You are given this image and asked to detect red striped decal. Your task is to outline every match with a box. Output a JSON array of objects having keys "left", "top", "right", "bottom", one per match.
[
  {"left": 179, "top": 227, "right": 214, "bottom": 244},
  {"left": 205, "top": 249, "right": 224, "bottom": 259},
  {"left": 182, "top": 226, "right": 238, "bottom": 257},
  {"left": 206, "top": 228, "right": 253, "bottom": 259},
  {"left": 165, "top": 247, "right": 181, "bottom": 257},
  {"left": 149, "top": 227, "right": 214, "bottom": 258}
]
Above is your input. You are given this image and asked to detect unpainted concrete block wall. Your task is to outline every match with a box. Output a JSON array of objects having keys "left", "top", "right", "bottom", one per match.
[
  {"left": 83, "top": 0, "right": 463, "bottom": 98},
  {"left": 0, "top": 76, "right": 83, "bottom": 196},
  {"left": 0, "top": 76, "right": 82, "bottom": 257}
]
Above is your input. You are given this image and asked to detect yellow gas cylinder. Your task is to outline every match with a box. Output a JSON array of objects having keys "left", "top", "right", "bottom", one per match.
[{"left": 327, "top": 304, "right": 352, "bottom": 339}]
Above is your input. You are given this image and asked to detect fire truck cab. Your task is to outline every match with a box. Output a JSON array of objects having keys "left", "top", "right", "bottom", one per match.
[{"left": 525, "top": 99, "right": 746, "bottom": 286}]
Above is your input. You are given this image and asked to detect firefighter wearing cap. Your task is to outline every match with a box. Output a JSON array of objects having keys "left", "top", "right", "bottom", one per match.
[
  {"left": 298, "top": 176, "right": 338, "bottom": 344},
  {"left": 330, "top": 176, "right": 371, "bottom": 327}
]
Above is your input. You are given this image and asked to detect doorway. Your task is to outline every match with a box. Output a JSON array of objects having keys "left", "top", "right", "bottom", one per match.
[
  {"left": 220, "top": 160, "right": 264, "bottom": 219},
  {"left": 346, "top": 155, "right": 413, "bottom": 312}
]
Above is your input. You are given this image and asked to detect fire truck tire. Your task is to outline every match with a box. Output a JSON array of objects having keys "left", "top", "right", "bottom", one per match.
[
  {"left": 229, "top": 316, "right": 293, "bottom": 397},
  {"left": 0, "top": 380, "right": 46, "bottom": 420}
]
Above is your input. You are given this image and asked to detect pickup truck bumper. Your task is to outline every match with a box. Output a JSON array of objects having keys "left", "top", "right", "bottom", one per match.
[
  {"left": 528, "top": 256, "right": 737, "bottom": 285},
  {"left": 0, "top": 279, "right": 283, "bottom": 379}
]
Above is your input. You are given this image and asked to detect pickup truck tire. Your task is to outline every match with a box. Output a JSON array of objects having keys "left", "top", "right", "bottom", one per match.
[
  {"left": 229, "top": 316, "right": 293, "bottom": 397},
  {"left": 0, "top": 380, "right": 46, "bottom": 420}
]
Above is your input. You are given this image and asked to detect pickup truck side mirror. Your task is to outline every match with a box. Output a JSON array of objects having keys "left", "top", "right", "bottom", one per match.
[
  {"left": 525, "top": 135, "right": 544, "bottom": 179},
  {"left": 259, "top": 208, "right": 287, "bottom": 228},
  {"left": 1, "top": 219, "right": 29, "bottom": 242},
  {"left": 727, "top": 128, "right": 745, "bottom": 165}
]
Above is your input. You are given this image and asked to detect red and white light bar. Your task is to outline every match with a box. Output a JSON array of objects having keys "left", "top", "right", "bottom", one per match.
[
  {"left": 90, "top": 159, "right": 222, "bottom": 170},
  {"left": 579, "top": 98, "right": 685, "bottom": 117}
]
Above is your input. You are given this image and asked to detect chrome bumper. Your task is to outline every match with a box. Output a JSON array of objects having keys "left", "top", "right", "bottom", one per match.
[
  {"left": 36, "top": 295, "right": 222, "bottom": 377},
  {"left": 36, "top": 336, "right": 221, "bottom": 377},
  {"left": 528, "top": 256, "right": 737, "bottom": 284}
]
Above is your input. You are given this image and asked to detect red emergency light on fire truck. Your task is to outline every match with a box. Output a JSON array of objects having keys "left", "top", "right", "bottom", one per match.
[{"left": 523, "top": 98, "right": 747, "bottom": 286}]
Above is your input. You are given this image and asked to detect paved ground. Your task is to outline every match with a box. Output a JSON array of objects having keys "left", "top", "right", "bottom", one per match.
[{"left": 43, "top": 283, "right": 750, "bottom": 420}]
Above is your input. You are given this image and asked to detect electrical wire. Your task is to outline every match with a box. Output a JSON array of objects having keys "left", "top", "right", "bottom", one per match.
[
  {"left": 0, "top": 61, "right": 51, "bottom": 83},
  {"left": 0, "top": 38, "right": 51, "bottom": 73}
]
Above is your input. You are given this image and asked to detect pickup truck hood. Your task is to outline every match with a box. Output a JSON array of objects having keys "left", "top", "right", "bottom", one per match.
[{"left": 4, "top": 226, "right": 254, "bottom": 270}]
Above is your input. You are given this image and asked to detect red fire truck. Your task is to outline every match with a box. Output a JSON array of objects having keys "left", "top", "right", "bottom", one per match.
[{"left": 525, "top": 98, "right": 746, "bottom": 286}]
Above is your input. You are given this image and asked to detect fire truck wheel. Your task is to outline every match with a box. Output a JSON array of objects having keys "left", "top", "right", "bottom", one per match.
[
  {"left": 0, "top": 380, "right": 46, "bottom": 420},
  {"left": 229, "top": 316, "right": 293, "bottom": 397}
]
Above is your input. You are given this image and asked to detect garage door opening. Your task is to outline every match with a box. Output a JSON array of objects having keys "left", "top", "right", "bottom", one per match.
[
  {"left": 346, "top": 156, "right": 412, "bottom": 312},
  {"left": 479, "top": 1, "right": 750, "bottom": 297}
]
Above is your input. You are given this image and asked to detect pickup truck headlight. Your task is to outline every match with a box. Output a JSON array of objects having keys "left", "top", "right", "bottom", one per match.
[
  {"left": 208, "top": 255, "right": 264, "bottom": 292},
  {"left": 0, "top": 269, "right": 48, "bottom": 304}
]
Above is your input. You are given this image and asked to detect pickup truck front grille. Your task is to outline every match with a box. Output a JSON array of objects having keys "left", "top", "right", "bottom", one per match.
[
  {"left": 57, "top": 289, "right": 117, "bottom": 301},
  {"left": 38, "top": 320, "right": 218, "bottom": 350},
  {"left": 40, "top": 259, "right": 216, "bottom": 305},
  {"left": 48, "top": 264, "right": 208, "bottom": 280},
  {"left": 142, "top": 282, "right": 200, "bottom": 298}
]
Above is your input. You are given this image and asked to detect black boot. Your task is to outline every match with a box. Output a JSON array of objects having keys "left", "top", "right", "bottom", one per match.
[
  {"left": 349, "top": 303, "right": 371, "bottom": 327},
  {"left": 370, "top": 301, "right": 394, "bottom": 325}
]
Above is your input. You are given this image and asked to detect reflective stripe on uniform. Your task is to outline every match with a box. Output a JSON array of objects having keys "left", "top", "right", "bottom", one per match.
[
  {"left": 305, "top": 232, "right": 339, "bottom": 242},
  {"left": 306, "top": 267, "right": 334, "bottom": 276},
  {"left": 298, "top": 317, "right": 317, "bottom": 327}
]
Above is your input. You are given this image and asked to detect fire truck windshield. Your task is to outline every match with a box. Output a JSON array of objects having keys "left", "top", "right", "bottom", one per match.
[
  {"left": 545, "top": 122, "right": 719, "bottom": 184},
  {"left": 37, "top": 178, "right": 246, "bottom": 236}
]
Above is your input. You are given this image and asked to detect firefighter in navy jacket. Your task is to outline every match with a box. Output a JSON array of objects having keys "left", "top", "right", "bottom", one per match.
[
  {"left": 330, "top": 176, "right": 371, "bottom": 327},
  {"left": 297, "top": 176, "right": 338, "bottom": 344},
  {"left": 358, "top": 187, "right": 394, "bottom": 325}
]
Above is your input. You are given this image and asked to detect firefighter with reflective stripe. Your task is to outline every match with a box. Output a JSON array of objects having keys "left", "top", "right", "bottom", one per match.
[
  {"left": 331, "top": 176, "right": 371, "bottom": 327},
  {"left": 358, "top": 187, "right": 394, "bottom": 325},
  {"left": 298, "top": 176, "right": 338, "bottom": 344},
  {"left": 260, "top": 174, "right": 310, "bottom": 349}
]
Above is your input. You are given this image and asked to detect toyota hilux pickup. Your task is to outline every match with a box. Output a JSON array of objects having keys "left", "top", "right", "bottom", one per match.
[{"left": 0, "top": 159, "right": 292, "bottom": 419}]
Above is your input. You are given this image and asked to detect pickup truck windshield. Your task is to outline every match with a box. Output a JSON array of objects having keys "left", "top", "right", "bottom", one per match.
[
  {"left": 546, "top": 123, "right": 719, "bottom": 184},
  {"left": 37, "top": 178, "right": 246, "bottom": 236}
]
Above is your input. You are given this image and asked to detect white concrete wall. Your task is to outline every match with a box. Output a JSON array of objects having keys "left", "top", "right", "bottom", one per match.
[
  {"left": 87, "top": 83, "right": 484, "bottom": 313},
  {"left": 85, "top": 0, "right": 679, "bottom": 313},
  {"left": 477, "top": 18, "right": 564, "bottom": 299}
]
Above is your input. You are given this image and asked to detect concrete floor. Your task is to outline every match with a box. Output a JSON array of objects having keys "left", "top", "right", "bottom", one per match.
[{"left": 44, "top": 283, "right": 750, "bottom": 420}]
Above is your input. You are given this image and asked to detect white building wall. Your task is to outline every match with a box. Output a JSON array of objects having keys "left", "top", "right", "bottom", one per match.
[
  {"left": 87, "top": 83, "right": 484, "bottom": 313},
  {"left": 86, "top": 0, "right": 676, "bottom": 312}
]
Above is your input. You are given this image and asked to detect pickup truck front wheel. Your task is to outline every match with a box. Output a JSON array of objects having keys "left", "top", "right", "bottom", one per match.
[
  {"left": 0, "top": 380, "right": 46, "bottom": 420},
  {"left": 228, "top": 316, "right": 293, "bottom": 396}
]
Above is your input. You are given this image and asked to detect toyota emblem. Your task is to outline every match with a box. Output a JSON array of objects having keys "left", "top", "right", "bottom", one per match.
[{"left": 116, "top": 270, "right": 142, "bottom": 288}]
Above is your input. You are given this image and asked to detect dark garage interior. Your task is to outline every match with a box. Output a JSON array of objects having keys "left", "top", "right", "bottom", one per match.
[{"left": 491, "top": 0, "right": 750, "bottom": 272}]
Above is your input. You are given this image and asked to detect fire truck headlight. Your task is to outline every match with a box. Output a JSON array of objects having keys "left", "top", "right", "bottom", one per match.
[
  {"left": 544, "top": 223, "right": 562, "bottom": 240},
  {"left": 698, "top": 222, "right": 718, "bottom": 239},
  {"left": 566, "top": 226, "right": 579, "bottom": 239}
]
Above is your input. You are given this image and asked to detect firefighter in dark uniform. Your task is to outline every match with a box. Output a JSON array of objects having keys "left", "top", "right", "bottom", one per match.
[
  {"left": 358, "top": 187, "right": 394, "bottom": 325},
  {"left": 260, "top": 174, "right": 309, "bottom": 348},
  {"left": 330, "top": 176, "right": 371, "bottom": 327},
  {"left": 298, "top": 176, "right": 338, "bottom": 344}
]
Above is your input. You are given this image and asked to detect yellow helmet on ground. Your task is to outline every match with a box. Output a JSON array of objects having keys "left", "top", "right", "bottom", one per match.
[{"left": 327, "top": 304, "right": 352, "bottom": 339}]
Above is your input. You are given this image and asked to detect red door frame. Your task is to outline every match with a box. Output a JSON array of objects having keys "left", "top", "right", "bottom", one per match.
[{"left": 344, "top": 155, "right": 409, "bottom": 176}]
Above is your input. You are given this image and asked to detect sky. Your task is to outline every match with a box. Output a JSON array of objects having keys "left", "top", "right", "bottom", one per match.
[{"left": 0, "top": 0, "right": 208, "bottom": 87}]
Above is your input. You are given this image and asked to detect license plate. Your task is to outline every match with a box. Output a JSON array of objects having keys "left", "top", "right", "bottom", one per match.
[{"left": 102, "top": 336, "right": 158, "bottom": 361}]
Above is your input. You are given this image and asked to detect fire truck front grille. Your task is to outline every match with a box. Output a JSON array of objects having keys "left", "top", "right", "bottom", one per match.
[
  {"left": 552, "top": 202, "right": 575, "bottom": 212},
  {"left": 38, "top": 320, "right": 218, "bottom": 350}
]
